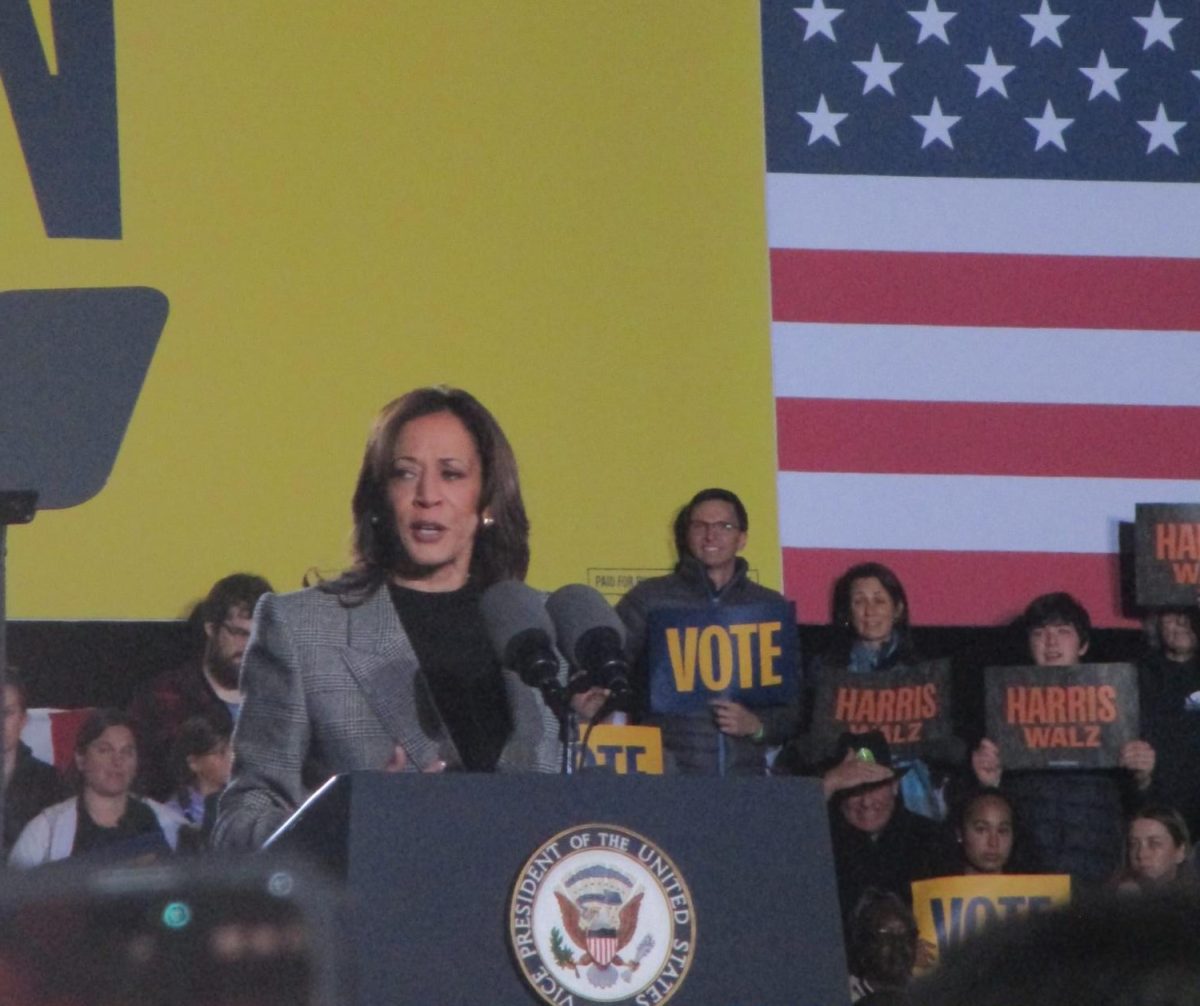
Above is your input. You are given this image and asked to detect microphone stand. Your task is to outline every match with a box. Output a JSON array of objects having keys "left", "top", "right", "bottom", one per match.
[
  {"left": 541, "top": 681, "right": 577, "bottom": 776},
  {"left": 568, "top": 679, "right": 635, "bottom": 774},
  {"left": 518, "top": 668, "right": 573, "bottom": 775}
]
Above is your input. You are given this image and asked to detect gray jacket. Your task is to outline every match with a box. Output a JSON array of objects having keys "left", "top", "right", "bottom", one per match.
[
  {"left": 615, "top": 556, "right": 801, "bottom": 775},
  {"left": 212, "top": 584, "right": 562, "bottom": 850}
]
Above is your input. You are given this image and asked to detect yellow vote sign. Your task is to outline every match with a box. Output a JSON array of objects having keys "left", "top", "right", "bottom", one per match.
[
  {"left": 579, "top": 725, "right": 664, "bottom": 775},
  {"left": 911, "top": 874, "right": 1071, "bottom": 969}
]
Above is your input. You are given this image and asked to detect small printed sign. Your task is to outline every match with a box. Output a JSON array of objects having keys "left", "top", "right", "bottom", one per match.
[
  {"left": 586, "top": 567, "right": 761, "bottom": 599},
  {"left": 587, "top": 569, "right": 671, "bottom": 598},
  {"left": 580, "top": 725, "right": 664, "bottom": 775}
]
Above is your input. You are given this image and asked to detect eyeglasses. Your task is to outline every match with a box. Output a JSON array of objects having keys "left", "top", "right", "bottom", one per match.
[{"left": 688, "top": 520, "right": 740, "bottom": 535}]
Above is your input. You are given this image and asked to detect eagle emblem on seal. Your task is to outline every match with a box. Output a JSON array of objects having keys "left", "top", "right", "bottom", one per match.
[{"left": 551, "top": 864, "right": 648, "bottom": 989}]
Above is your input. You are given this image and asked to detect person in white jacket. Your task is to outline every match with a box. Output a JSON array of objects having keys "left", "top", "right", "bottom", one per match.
[{"left": 9, "top": 708, "right": 186, "bottom": 868}]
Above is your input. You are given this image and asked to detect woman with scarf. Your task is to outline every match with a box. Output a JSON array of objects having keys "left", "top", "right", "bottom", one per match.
[{"left": 805, "top": 563, "right": 951, "bottom": 820}]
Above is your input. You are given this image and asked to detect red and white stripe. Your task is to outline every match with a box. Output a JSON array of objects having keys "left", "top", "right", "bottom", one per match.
[
  {"left": 21, "top": 707, "right": 94, "bottom": 774},
  {"left": 587, "top": 935, "right": 618, "bottom": 968},
  {"left": 767, "top": 174, "right": 1200, "bottom": 627}
]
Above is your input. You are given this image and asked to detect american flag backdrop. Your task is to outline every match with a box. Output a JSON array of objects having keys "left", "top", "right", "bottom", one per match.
[{"left": 761, "top": 0, "right": 1200, "bottom": 628}]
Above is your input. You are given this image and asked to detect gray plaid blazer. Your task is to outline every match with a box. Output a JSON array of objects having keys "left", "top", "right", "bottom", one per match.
[{"left": 212, "top": 584, "right": 563, "bottom": 850}]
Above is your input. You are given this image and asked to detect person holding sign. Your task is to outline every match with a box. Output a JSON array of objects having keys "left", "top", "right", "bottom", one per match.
[
  {"left": 905, "top": 890, "right": 1200, "bottom": 1006},
  {"left": 795, "top": 563, "right": 956, "bottom": 821},
  {"left": 972, "top": 593, "right": 1156, "bottom": 885},
  {"left": 952, "top": 788, "right": 1017, "bottom": 875},
  {"left": 615, "top": 488, "right": 800, "bottom": 775}
]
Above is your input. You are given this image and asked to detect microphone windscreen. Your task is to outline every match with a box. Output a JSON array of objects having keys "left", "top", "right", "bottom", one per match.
[
  {"left": 545, "top": 584, "right": 626, "bottom": 663},
  {"left": 480, "top": 580, "right": 554, "bottom": 663}
]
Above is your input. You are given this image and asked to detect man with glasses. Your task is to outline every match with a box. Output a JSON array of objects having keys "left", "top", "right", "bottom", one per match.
[
  {"left": 616, "top": 488, "right": 800, "bottom": 774},
  {"left": 128, "top": 573, "right": 272, "bottom": 799}
]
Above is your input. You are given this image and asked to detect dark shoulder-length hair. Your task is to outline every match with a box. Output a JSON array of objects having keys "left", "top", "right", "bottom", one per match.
[
  {"left": 823, "top": 561, "right": 917, "bottom": 667},
  {"left": 333, "top": 386, "right": 530, "bottom": 597}
]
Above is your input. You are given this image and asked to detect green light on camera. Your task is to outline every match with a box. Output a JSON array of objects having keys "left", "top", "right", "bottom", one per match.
[{"left": 161, "top": 901, "right": 192, "bottom": 929}]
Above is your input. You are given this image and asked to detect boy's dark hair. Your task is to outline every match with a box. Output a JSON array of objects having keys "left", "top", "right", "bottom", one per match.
[{"left": 1022, "top": 591, "right": 1091, "bottom": 649}]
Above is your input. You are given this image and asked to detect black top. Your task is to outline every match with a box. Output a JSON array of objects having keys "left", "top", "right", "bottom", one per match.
[
  {"left": 3, "top": 743, "right": 67, "bottom": 851},
  {"left": 72, "top": 796, "right": 171, "bottom": 863},
  {"left": 830, "top": 803, "right": 955, "bottom": 924},
  {"left": 1139, "top": 652, "right": 1200, "bottom": 839},
  {"left": 388, "top": 582, "right": 512, "bottom": 772}
]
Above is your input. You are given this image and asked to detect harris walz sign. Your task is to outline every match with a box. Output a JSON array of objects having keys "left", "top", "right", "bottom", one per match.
[
  {"left": 808, "top": 660, "right": 953, "bottom": 761},
  {"left": 985, "top": 663, "right": 1139, "bottom": 770},
  {"left": 1135, "top": 502, "right": 1200, "bottom": 607}
]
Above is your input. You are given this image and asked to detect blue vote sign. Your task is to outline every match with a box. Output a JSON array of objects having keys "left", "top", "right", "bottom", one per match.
[{"left": 646, "top": 601, "right": 799, "bottom": 715}]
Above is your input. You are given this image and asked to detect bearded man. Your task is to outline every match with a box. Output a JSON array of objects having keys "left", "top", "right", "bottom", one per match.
[{"left": 128, "top": 573, "right": 271, "bottom": 799}]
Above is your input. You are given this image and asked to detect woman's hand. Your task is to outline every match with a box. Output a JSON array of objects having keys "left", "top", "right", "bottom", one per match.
[
  {"left": 709, "top": 699, "right": 762, "bottom": 739},
  {"left": 383, "top": 745, "right": 445, "bottom": 773},
  {"left": 1119, "top": 739, "right": 1156, "bottom": 790},
  {"left": 971, "top": 738, "right": 1002, "bottom": 787}
]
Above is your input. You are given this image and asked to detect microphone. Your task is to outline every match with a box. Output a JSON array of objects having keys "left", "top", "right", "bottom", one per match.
[
  {"left": 480, "top": 581, "right": 561, "bottom": 696},
  {"left": 545, "top": 585, "right": 631, "bottom": 699}
]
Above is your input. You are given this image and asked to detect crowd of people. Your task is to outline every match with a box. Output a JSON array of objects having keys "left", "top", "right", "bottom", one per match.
[{"left": 3, "top": 385, "right": 1198, "bottom": 995}]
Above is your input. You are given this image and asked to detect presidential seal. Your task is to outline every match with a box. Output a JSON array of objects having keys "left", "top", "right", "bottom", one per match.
[{"left": 509, "top": 823, "right": 696, "bottom": 1006}]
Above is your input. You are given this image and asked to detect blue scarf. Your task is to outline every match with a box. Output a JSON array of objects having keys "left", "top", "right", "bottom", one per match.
[{"left": 847, "top": 634, "right": 945, "bottom": 821}]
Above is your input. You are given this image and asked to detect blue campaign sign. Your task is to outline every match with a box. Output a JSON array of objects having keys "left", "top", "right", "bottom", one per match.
[{"left": 646, "top": 601, "right": 799, "bottom": 715}]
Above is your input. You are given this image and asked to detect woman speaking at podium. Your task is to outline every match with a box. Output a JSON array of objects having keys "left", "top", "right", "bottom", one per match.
[{"left": 212, "top": 387, "right": 561, "bottom": 850}]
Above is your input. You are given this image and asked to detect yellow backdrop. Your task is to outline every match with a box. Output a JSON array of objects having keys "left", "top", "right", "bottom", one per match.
[{"left": 3, "top": 1, "right": 778, "bottom": 620}]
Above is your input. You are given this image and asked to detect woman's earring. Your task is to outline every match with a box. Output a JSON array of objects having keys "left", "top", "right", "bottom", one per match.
[{"left": 482, "top": 513, "right": 495, "bottom": 528}]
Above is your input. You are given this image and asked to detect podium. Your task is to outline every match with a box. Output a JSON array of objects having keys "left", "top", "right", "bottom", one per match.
[{"left": 266, "top": 772, "right": 847, "bottom": 1006}]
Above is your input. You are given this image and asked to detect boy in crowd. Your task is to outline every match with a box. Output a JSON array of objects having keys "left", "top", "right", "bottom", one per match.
[{"left": 971, "top": 592, "right": 1155, "bottom": 884}]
